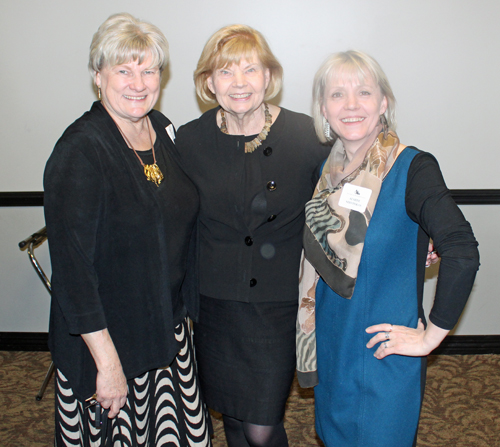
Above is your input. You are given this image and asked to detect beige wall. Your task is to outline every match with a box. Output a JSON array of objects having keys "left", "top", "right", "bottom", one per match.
[{"left": 1, "top": 0, "right": 498, "bottom": 333}]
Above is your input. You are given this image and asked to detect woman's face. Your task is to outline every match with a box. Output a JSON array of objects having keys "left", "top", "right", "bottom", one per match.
[
  {"left": 95, "top": 54, "right": 160, "bottom": 124},
  {"left": 207, "top": 54, "right": 270, "bottom": 118},
  {"left": 322, "top": 71, "right": 387, "bottom": 153}
]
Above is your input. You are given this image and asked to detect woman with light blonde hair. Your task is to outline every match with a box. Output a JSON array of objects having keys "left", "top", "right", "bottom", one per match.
[{"left": 298, "top": 50, "right": 479, "bottom": 446}]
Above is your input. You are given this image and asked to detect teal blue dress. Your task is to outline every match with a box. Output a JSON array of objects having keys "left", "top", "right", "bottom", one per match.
[{"left": 314, "top": 148, "right": 479, "bottom": 446}]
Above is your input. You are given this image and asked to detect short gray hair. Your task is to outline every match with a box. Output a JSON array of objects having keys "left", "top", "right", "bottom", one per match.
[
  {"left": 89, "top": 13, "right": 169, "bottom": 76},
  {"left": 312, "top": 50, "right": 396, "bottom": 143}
]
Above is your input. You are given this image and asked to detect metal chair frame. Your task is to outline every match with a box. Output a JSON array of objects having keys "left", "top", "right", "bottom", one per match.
[{"left": 19, "top": 227, "right": 55, "bottom": 400}]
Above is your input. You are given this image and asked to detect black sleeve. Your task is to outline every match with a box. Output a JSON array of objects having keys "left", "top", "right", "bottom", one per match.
[
  {"left": 312, "top": 158, "right": 327, "bottom": 188},
  {"left": 301, "top": 114, "right": 331, "bottom": 190},
  {"left": 44, "top": 132, "right": 107, "bottom": 335},
  {"left": 405, "top": 151, "right": 479, "bottom": 330}
]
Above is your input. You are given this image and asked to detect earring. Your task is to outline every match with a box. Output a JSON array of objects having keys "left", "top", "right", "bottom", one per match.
[
  {"left": 323, "top": 117, "right": 331, "bottom": 140},
  {"left": 97, "top": 87, "right": 101, "bottom": 100},
  {"left": 380, "top": 114, "right": 388, "bottom": 139}
]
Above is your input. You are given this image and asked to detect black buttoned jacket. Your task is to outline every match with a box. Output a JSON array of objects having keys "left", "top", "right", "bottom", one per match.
[{"left": 175, "top": 107, "right": 330, "bottom": 303}]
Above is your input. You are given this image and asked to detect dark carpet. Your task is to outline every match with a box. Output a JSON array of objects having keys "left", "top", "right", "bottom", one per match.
[{"left": 1, "top": 352, "right": 499, "bottom": 446}]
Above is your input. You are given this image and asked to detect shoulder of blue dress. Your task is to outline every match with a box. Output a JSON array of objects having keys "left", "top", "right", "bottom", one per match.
[
  {"left": 401, "top": 145, "right": 420, "bottom": 156},
  {"left": 384, "top": 146, "right": 420, "bottom": 179},
  {"left": 397, "top": 146, "right": 421, "bottom": 165}
]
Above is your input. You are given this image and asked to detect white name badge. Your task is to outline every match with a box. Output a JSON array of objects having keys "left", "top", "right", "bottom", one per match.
[
  {"left": 338, "top": 183, "right": 372, "bottom": 213},
  {"left": 166, "top": 124, "right": 176, "bottom": 142}
]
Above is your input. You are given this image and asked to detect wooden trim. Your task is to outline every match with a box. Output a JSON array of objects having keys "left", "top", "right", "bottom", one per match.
[
  {"left": 0, "top": 192, "right": 43, "bottom": 207},
  {"left": 450, "top": 189, "right": 500, "bottom": 205},
  {"left": 1, "top": 190, "right": 499, "bottom": 207},
  {"left": 1, "top": 332, "right": 500, "bottom": 354},
  {"left": 0, "top": 332, "right": 49, "bottom": 351},
  {"left": 431, "top": 335, "right": 500, "bottom": 355}
]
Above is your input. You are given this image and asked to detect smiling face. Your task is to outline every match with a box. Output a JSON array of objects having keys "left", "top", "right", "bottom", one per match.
[
  {"left": 207, "top": 55, "right": 270, "bottom": 119},
  {"left": 95, "top": 54, "right": 160, "bottom": 124},
  {"left": 322, "top": 71, "right": 387, "bottom": 154}
]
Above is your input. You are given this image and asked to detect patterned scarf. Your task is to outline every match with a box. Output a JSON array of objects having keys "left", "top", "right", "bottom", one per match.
[{"left": 296, "top": 126, "right": 400, "bottom": 387}]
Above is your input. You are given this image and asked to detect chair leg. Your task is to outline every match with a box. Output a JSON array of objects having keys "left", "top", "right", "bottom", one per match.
[{"left": 36, "top": 361, "right": 55, "bottom": 401}]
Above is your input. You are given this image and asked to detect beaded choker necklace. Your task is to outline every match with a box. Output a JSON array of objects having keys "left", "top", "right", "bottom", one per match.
[{"left": 220, "top": 103, "right": 272, "bottom": 153}]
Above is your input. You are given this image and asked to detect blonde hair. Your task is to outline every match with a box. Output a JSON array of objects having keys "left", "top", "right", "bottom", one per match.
[
  {"left": 89, "top": 13, "right": 169, "bottom": 76},
  {"left": 312, "top": 50, "right": 396, "bottom": 143},
  {"left": 194, "top": 24, "right": 283, "bottom": 103}
]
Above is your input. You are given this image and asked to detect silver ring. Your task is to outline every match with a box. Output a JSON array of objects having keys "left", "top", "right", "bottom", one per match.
[
  {"left": 385, "top": 332, "right": 390, "bottom": 340},
  {"left": 384, "top": 341, "right": 389, "bottom": 349}
]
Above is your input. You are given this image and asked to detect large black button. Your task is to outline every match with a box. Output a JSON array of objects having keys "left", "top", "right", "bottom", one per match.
[
  {"left": 250, "top": 278, "right": 257, "bottom": 287},
  {"left": 267, "top": 181, "right": 277, "bottom": 191},
  {"left": 245, "top": 236, "right": 253, "bottom": 246},
  {"left": 263, "top": 147, "right": 273, "bottom": 156},
  {"left": 267, "top": 214, "right": 277, "bottom": 222}
]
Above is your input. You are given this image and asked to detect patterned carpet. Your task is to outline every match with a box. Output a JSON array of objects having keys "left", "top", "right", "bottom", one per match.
[{"left": 1, "top": 352, "right": 499, "bottom": 446}]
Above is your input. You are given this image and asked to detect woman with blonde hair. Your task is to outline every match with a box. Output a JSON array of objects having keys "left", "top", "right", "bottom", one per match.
[
  {"left": 174, "top": 25, "right": 330, "bottom": 446},
  {"left": 44, "top": 13, "right": 211, "bottom": 446},
  {"left": 299, "top": 50, "right": 479, "bottom": 446}
]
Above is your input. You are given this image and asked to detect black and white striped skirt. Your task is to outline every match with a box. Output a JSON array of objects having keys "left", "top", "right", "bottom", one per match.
[{"left": 54, "top": 319, "right": 212, "bottom": 446}]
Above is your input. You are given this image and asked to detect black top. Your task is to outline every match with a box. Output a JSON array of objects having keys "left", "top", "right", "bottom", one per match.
[
  {"left": 44, "top": 102, "right": 199, "bottom": 399},
  {"left": 175, "top": 107, "right": 331, "bottom": 303},
  {"left": 406, "top": 151, "right": 479, "bottom": 329}
]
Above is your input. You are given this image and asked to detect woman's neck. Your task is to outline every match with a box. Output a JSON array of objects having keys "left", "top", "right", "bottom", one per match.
[
  {"left": 104, "top": 106, "right": 155, "bottom": 152},
  {"left": 342, "top": 124, "right": 384, "bottom": 162},
  {"left": 220, "top": 103, "right": 267, "bottom": 136}
]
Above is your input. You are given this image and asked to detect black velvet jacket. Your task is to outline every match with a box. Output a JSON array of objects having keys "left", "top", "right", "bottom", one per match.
[
  {"left": 175, "top": 107, "right": 330, "bottom": 303},
  {"left": 44, "top": 102, "right": 199, "bottom": 399}
]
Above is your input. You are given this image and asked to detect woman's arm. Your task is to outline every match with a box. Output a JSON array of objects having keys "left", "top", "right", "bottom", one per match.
[
  {"left": 45, "top": 131, "right": 128, "bottom": 412},
  {"left": 81, "top": 329, "right": 128, "bottom": 418},
  {"left": 44, "top": 136, "right": 107, "bottom": 333},
  {"left": 365, "top": 151, "right": 479, "bottom": 358}
]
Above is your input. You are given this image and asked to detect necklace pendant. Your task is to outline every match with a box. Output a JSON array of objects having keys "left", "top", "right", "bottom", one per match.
[
  {"left": 220, "top": 103, "right": 272, "bottom": 154},
  {"left": 144, "top": 163, "right": 164, "bottom": 187}
]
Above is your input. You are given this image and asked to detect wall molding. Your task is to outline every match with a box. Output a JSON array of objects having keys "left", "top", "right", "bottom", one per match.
[
  {"left": 0, "top": 192, "right": 44, "bottom": 207},
  {"left": 432, "top": 335, "right": 500, "bottom": 355},
  {"left": 451, "top": 189, "right": 500, "bottom": 205},
  {"left": 0, "top": 332, "right": 49, "bottom": 351},
  {"left": 1, "top": 332, "right": 499, "bottom": 355},
  {"left": 1, "top": 190, "right": 500, "bottom": 207}
]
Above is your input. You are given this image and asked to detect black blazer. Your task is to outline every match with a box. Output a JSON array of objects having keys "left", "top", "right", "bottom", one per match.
[{"left": 175, "top": 107, "right": 330, "bottom": 303}]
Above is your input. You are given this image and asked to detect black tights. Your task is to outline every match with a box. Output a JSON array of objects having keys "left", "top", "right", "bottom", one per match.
[{"left": 222, "top": 415, "right": 289, "bottom": 447}]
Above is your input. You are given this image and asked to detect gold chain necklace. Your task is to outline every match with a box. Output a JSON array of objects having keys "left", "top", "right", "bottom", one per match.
[
  {"left": 220, "top": 103, "right": 272, "bottom": 153},
  {"left": 113, "top": 116, "right": 164, "bottom": 187}
]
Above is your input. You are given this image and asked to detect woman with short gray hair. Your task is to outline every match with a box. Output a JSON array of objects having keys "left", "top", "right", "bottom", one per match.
[{"left": 44, "top": 13, "right": 211, "bottom": 446}]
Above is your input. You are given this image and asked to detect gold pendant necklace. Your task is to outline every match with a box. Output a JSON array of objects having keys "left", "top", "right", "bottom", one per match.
[
  {"left": 113, "top": 115, "right": 164, "bottom": 187},
  {"left": 143, "top": 162, "right": 163, "bottom": 186},
  {"left": 220, "top": 103, "right": 272, "bottom": 153}
]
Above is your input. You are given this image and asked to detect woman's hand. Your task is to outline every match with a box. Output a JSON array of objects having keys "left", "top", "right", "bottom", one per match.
[
  {"left": 365, "top": 320, "right": 449, "bottom": 359},
  {"left": 426, "top": 242, "right": 439, "bottom": 267},
  {"left": 95, "top": 363, "right": 128, "bottom": 418},
  {"left": 81, "top": 329, "right": 128, "bottom": 418}
]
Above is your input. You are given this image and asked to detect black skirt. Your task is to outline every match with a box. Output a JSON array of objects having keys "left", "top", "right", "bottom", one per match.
[{"left": 193, "top": 295, "right": 298, "bottom": 425}]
